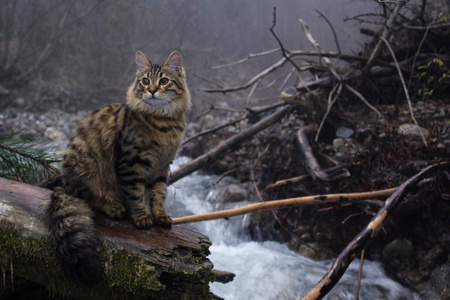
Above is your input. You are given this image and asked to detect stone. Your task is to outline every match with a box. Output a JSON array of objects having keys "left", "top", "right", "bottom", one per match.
[
  {"left": 297, "top": 242, "right": 334, "bottom": 261},
  {"left": 336, "top": 127, "right": 354, "bottom": 138},
  {"left": 220, "top": 184, "right": 248, "bottom": 203},
  {"left": 397, "top": 123, "right": 430, "bottom": 141},
  {"left": 382, "top": 238, "right": 414, "bottom": 260}
]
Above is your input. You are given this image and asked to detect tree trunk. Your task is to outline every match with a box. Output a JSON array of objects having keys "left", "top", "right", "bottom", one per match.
[{"left": 0, "top": 177, "right": 216, "bottom": 300}]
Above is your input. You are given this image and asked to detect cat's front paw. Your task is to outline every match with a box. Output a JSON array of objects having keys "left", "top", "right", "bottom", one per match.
[
  {"left": 154, "top": 214, "right": 172, "bottom": 228},
  {"left": 133, "top": 214, "right": 153, "bottom": 228},
  {"left": 104, "top": 202, "right": 127, "bottom": 219}
]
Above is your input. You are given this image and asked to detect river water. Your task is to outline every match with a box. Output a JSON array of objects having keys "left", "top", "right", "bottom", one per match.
[{"left": 167, "top": 157, "right": 419, "bottom": 300}]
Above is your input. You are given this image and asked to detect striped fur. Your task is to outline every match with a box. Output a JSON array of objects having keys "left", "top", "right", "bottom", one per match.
[{"left": 46, "top": 51, "right": 191, "bottom": 283}]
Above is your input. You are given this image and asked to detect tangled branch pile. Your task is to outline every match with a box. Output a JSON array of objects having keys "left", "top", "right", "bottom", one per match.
[{"left": 175, "top": 2, "right": 449, "bottom": 298}]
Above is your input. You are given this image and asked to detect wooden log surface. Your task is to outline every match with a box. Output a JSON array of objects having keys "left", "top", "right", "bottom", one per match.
[{"left": 0, "top": 177, "right": 215, "bottom": 300}]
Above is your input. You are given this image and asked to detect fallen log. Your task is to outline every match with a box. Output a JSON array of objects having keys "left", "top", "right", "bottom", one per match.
[{"left": 0, "top": 177, "right": 216, "bottom": 300}]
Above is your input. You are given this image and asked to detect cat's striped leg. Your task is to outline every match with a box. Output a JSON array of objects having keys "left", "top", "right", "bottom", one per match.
[{"left": 147, "top": 176, "right": 172, "bottom": 227}]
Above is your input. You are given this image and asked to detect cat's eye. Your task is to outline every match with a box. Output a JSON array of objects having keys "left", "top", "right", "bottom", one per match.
[
  {"left": 142, "top": 78, "right": 150, "bottom": 85},
  {"left": 159, "top": 78, "right": 169, "bottom": 85}
]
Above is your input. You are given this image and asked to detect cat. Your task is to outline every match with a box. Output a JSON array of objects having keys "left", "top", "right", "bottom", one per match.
[{"left": 45, "top": 50, "right": 191, "bottom": 284}]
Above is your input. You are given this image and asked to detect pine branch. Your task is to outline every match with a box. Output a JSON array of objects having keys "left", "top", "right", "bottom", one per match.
[{"left": 0, "top": 133, "right": 61, "bottom": 184}]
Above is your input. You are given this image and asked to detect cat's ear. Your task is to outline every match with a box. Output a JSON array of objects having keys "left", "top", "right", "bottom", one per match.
[
  {"left": 164, "top": 51, "right": 182, "bottom": 74},
  {"left": 135, "top": 51, "right": 152, "bottom": 70}
]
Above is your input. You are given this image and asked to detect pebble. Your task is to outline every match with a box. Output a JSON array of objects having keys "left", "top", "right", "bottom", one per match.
[
  {"left": 336, "top": 126, "right": 354, "bottom": 138},
  {"left": 397, "top": 123, "right": 430, "bottom": 141}
]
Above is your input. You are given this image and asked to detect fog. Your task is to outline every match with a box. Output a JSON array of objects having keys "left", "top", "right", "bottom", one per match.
[{"left": 1, "top": 0, "right": 381, "bottom": 113}]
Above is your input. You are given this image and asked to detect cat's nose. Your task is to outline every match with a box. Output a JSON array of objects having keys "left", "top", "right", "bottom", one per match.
[{"left": 149, "top": 84, "right": 158, "bottom": 95}]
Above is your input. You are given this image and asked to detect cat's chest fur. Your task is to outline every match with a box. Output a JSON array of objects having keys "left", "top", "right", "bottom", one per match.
[{"left": 118, "top": 108, "right": 185, "bottom": 174}]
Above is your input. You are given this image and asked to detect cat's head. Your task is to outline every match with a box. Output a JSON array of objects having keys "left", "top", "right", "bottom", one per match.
[{"left": 127, "top": 51, "right": 191, "bottom": 117}]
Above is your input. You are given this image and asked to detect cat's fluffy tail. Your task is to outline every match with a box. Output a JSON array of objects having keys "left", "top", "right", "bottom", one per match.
[{"left": 45, "top": 187, "right": 101, "bottom": 285}]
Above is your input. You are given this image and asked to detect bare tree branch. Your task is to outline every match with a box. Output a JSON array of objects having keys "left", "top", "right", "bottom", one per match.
[
  {"left": 380, "top": 36, "right": 427, "bottom": 146},
  {"left": 169, "top": 105, "right": 291, "bottom": 184}
]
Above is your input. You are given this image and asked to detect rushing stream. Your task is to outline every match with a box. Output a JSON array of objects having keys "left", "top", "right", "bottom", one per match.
[{"left": 167, "top": 157, "right": 418, "bottom": 300}]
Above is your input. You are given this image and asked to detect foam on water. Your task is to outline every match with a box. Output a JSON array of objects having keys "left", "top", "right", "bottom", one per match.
[{"left": 168, "top": 158, "right": 418, "bottom": 300}]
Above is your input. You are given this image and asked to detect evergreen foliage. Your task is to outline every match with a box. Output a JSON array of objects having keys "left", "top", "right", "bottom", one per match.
[{"left": 0, "top": 133, "right": 60, "bottom": 184}]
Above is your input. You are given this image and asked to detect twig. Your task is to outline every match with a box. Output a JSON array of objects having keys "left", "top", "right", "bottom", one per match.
[
  {"left": 246, "top": 79, "right": 260, "bottom": 107},
  {"left": 193, "top": 73, "right": 224, "bottom": 89},
  {"left": 301, "top": 162, "right": 449, "bottom": 300},
  {"left": 265, "top": 164, "right": 349, "bottom": 190},
  {"left": 182, "top": 115, "right": 247, "bottom": 146},
  {"left": 407, "top": 19, "right": 433, "bottom": 90},
  {"left": 380, "top": 36, "right": 427, "bottom": 146},
  {"left": 211, "top": 48, "right": 280, "bottom": 69},
  {"left": 213, "top": 168, "right": 239, "bottom": 189},
  {"left": 270, "top": 7, "right": 303, "bottom": 75},
  {"left": 299, "top": 18, "right": 341, "bottom": 82},
  {"left": 355, "top": 249, "right": 365, "bottom": 300},
  {"left": 203, "top": 56, "right": 288, "bottom": 93},
  {"left": 250, "top": 144, "right": 271, "bottom": 202},
  {"left": 315, "top": 9, "right": 341, "bottom": 55},
  {"left": 315, "top": 83, "right": 342, "bottom": 142},
  {"left": 195, "top": 105, "right": 245, "bottom": 119},
  {"left": 344, "top": 84, "right": 386, "bottom": 120},
  {"left": 172, "top": 187, "right": 398, "bottom": 225},
  {"left": 363, "top": 4, "right": 401, "bottom": 75}
]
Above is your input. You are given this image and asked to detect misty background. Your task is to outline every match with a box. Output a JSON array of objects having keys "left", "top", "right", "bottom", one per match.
[{"left": 1, "top": 0, "right": 381, "bottom": 115}]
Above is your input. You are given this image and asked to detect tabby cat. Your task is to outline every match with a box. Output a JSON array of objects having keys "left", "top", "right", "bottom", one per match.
[{"left": 46, "top": 51, "right": 191, "bottom": 284}]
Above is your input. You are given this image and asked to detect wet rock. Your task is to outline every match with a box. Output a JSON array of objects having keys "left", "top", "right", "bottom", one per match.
[
  {"left": 335, "top": 127, "right": 354, "bottom": 138},
  {"left": 219, "top": 184, "right": 248, "bottom": 203},
  {"left": 417, "top": 261, "right": 450, "bottom": 300},
  {"left": 297, "top": 242, "right": 334, "bottom": 260},
  {"left": 383, "top": 238, "right": 414, "bottom": 260},
  {"left": 397, "top": 123, "right": 430, "bottom": 141}
]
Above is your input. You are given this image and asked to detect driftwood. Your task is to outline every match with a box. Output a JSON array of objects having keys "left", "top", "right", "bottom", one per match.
[
  {"left": 301, "top": 162, "right": 450, "bottom": 300},
  {"left": 0, "top": 177, "right": 216, "bottom": 300}
]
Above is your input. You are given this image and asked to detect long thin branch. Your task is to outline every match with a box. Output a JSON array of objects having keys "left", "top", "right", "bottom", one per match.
[
  {"left": 344, "top": 84, "right": 386, "bottom": 120},
  {"left": 380, "top": 36, "right": 427, "bottom": 146},
  {"left": 172, "top": 187, "right": 398, "bottom": 225},
  {"left": 181, "top": 115, "right": 247, "bottom": 146},
  {"left": 315, "top": 83, "right": 342, "bottom": 142},
  {"left": 211, "top": 48, "right": 280, "bottom": 69},
  {"left": 299, "top": 18, "right": 341, "bottom": 82},
  {"left": 315, "top": 9, "right": 342, "bottom": 55},
  {"left": 203, "top": 56, "right": 288, "bottom": 93},
  {"left": 265, "top": 164, "right": 349, "bottom": 190}
]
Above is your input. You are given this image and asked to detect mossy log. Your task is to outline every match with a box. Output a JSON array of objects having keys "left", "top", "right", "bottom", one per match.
[{"left": 0, "top": 177, "right": 216, "bottom": 300}]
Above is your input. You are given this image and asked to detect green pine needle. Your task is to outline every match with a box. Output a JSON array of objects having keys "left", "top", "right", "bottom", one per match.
[{"left": 0, "top": 132, "right": 61, "bottom": 184}]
